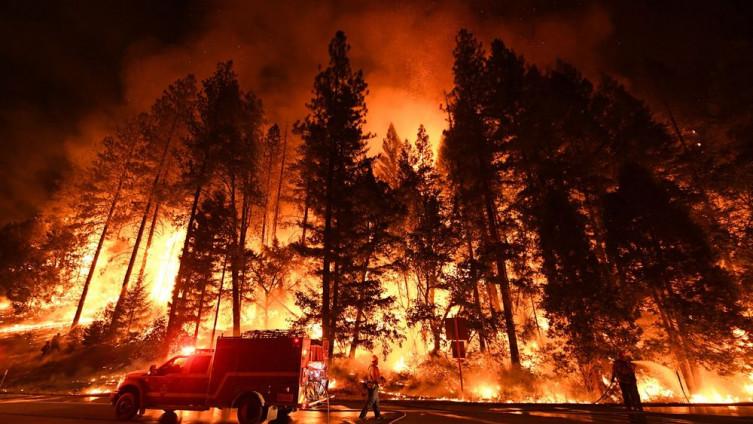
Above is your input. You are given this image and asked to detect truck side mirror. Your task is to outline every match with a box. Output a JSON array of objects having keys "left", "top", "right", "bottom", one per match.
[{"left": 149, "top": 364, "right": 157, "bottom": 375}]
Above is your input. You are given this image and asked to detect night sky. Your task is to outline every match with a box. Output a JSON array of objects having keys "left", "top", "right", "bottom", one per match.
[{"left": 1, "top": 0, "right": 752, "bottom": 223}]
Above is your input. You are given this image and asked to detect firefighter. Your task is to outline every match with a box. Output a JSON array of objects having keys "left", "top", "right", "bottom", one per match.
[
  {"left": 611, "top": 351, "right": 643, "bottom": 411},
  {"left": 50, "top": 333, "right": 62, "bottom": 352},
  {"left": 359, "top": 355, "right": 382, "bottom": 420},
  {"left": 40, "top": 340, "right": 50, "bottom": 357}
]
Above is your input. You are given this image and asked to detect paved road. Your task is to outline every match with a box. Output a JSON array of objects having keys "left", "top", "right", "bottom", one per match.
[{"left": 1, "top": 394, "right": 752, "bottom": 423}]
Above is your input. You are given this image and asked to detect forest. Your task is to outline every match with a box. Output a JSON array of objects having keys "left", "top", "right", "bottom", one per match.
[{"left": 1, "top": 28, "right": 752, "bottom": 402}]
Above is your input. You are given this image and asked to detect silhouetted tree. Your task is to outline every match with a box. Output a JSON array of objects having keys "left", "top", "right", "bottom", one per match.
[
  {"left": 441, "top": 29, "right": 520, "bottom": 366},
  {"left": 375, "top": 123, "right": 405, "bottom": 189},
  {"left": 400, "top": 126, "right": 458, "bottom": 355},
  {"left": 343, "top": 164, "right": 403, "bottom": 357},
  {"left": 181, "top": 192, "right": 233, "bottom": 342},
  {"left": 110, "top": 76, "right": 197, "bottom": 336},
  {"left": 248, "top": 241, "right": 295, "bottom": 329},
  {"left": 0, "top": 217, "right": 82, "bottom": 313},
  {"left": 259, "top": 124, "right": 282, "bottom": 246},
  {"left": 71, "top": 121, "right": 142, "bottom": 328},
  {"left": 293, "top": 31, "right": 371, "bottom": 355},
  {"left": 168, "top": 62, "right": 262, "bottom": 340},
  {"left": 604, "top": 163, "right": 752, "bottom": 382}
]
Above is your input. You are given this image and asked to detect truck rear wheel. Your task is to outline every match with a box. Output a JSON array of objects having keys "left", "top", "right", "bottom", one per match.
[
  {"left": 114, "top": 392, "right": 138, "bottom": 421},
  {"left": 237, "top": 394, "right": 263, "bottom": 424}
]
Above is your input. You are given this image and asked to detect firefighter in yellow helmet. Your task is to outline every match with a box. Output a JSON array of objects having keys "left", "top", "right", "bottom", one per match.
[{"left": 359, "top": 355, "right": 383, "bottom": 420}]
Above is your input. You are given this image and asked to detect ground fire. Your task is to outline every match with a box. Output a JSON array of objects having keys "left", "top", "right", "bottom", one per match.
[{"left": 2, "top": 2, "right": 753, "bottom": 424}]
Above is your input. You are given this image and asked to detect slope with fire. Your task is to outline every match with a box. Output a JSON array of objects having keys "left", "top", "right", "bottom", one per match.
[{"left": 1, "top": 29, "right": 753, "bottom": 407}]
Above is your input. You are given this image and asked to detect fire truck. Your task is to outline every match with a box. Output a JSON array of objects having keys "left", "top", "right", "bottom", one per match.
[{"left": 112, "top": 331, "right": 329, "bottom": 423}]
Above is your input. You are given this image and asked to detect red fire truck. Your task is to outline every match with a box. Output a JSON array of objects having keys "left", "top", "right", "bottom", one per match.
[{"left": 112, "top": 331, "right": 329, "bottom": 423}]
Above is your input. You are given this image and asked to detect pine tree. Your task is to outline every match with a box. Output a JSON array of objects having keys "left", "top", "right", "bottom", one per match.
[
  {"left": 400, "top": 126, "right": 458, "bottom": 355},
  {"left": 375, "top": 123, "right": 405, "bottom": 189},
  {"left": 121, "top": 277, "right": 152, "bottom": 336},
  {"left": 71, "top": 120, "right": 141, "bottom": 328},
  {"left": 259, "top": 124, "right": 282, "bottom": 246},
  {"left": 110, "top": 76, "right": 197, "bottom": 336},
  {"left": 0, "top": 217, "right": 82, "bottom": 313},
  {"left": 604, "top": 163, "right": 752, "bottom": 382},
  {"left": 168, "top": 62, "right": 263, "bottom": 340},
  {"left": 440, "top": 29, "right": 521, "bottom": 366},
  {"left": 182, "top": 192, "right": 233, "bottom": 342},
  {"left": 343, "top": 164, "right": 403, "bottom": 357},
  {"left": 293, "top": 31, "right": 371, "bottom": 356},
  {"left": 248, "top": 241, "right": 294, "bottom": 329}
]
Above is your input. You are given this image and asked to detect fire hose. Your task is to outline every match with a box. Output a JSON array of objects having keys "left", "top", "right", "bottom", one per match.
[{"left": 592, "top": 380, "right": 617, "bottom": 404}]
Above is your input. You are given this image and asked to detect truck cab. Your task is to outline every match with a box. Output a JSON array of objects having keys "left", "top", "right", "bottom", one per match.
[
  {"left": 112, "top": 331, "right": 329, "bottom": 424},
  {"left": 143, "top": 350, "right": 213, "bottom": 409}
]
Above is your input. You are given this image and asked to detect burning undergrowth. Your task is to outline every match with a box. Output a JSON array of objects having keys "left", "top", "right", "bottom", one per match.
[
  {"left": 326, "top": 351, "right": 587, "bottom": 403},
  {"left": 0, "top": 313, "right": 166, "bottom": 394}
]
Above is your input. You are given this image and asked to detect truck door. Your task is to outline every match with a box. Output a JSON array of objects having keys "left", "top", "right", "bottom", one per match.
[
  {"left": 166, "top": 354, "right": 211, "bottom": 406},
  {"left": 143, "top": 356, "right": 189, "bottom": 406}
]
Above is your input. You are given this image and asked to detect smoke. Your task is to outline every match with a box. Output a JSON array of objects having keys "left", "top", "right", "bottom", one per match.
[
  {"left": 119, "top": 1, "right": 615, "bottom": 147},
  {"left": 1, "top": 1, "right": 617, "bottom": 223}
]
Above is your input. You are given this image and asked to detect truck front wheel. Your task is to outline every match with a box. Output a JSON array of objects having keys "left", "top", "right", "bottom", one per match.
[
  {"left": 114, "top": 392, "right": 138, "bottom": 421},
  {"left": 237, "top": 394, "right": 263, "bottom": 424}
]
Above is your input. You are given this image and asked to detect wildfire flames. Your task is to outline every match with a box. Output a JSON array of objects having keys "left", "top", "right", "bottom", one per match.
[{"left": 1, "top": 6, "right": 753, "bottom": 409}]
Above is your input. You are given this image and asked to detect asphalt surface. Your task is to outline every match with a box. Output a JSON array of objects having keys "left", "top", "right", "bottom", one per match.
[{"left": 0, "top": 394, "right": 752, "bottom": 423}]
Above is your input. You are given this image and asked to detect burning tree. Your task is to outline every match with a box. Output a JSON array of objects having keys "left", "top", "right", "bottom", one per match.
[
  {"left": 293, "top": 31, "right": 371, "bottom": 356},
  {"left": 109, "top": 76, "right": 198, "bottom": 337},
  {"left": 441, "top": 30, "right": 521, "bottom": 367},
  {"left": 0, "top": 217, "right": 83, "bottom": 313},
  {"left": 70, "top": 120, "right": 144, "bottom": 328},
  {"left": 247, "top": 241, "right": 296, "bottom": 329},
  {"left": 399, "top": 125, "right": 460, "bottom": 356},
  {"left": 167, "top": 61, "right": 264, "bottom": 341}
]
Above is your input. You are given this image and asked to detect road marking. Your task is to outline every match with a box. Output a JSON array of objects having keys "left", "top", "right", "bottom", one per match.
[{"left": 387, "top": 410, "right": 407, "bottom": 423}]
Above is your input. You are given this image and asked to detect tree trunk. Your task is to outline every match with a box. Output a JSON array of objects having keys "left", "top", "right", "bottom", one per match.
[
  {"left": 231, "top": 242, "right": 241, "bottom": 335},
  {"left": 210, "top": 257, "right": 228, "bottom": 347},
  {"left": 166, "top": 182, "right": 202, "bottom": 341},
  {"left": 431, "top": 322, "right": 441, "bottom": 356},
  {"left": 72, "top": 132, "right": 141, "bottom": 329},
  {"left": 464, "top": 222, "right": 486, "bottom": 352},
  {"left": 349, "top": 305, "right": 364, "bottom": 359},
  {"left": 125, "top": 282, "right": 141, "bottom": 335},
  {"left": 71, "top": 179, "right": 123, "bottom": 328},
  {"left": 260, "top": 145, "right": 275, "bottom": 246},
  {"left": 193, "top": 277, "right": 208, "bottom": 342},
  {"left": 135, "top": 201, "right": 160, "bottom": 286},
  {"left": 109, "top": 198, "right": 152, "bottom": 335},
  {"left": 652, "top": 291, "right": 697, "bottom": 392},
  {"left": 117, "top": 129, "right": 170, "bottom": 339},
  {"left": 647, "top": 231, "right": 698, "bottom": 391},
  {"left": 349, "top": 256, "right": 371, "bottom": 359},
  {"left": 300, "top": 183, "right": 310, "bottom": 247},
  {"left": 263, "top": 291, "right": 270, "bottom": 329},
  {"left": 230, "top": 175, "right": 241, "bottom": 337},
  {"left": 272, "top": 127, "right": 288, "bottom": 243},
  {"left": 113, "top": 117, "right": 176, "bottom": 334},
  {"left": 482, "top": 182, "right": 520, "bottom": 366},
  {"left": 328, "top": 260, "right": 340, "bottom": 359},
  {"left": 320, "top": 153, "right": 335, "bottom": 358},
  {"left": 530, "top": 293, "right": 543, "bottom": 339},
  {"left": 229, "top": 171, "right": 253, "bottom": 337}
]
